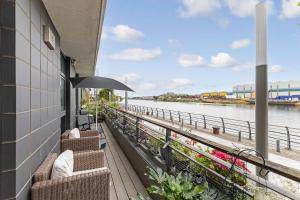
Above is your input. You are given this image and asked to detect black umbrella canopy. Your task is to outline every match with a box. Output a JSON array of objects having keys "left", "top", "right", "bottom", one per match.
[{"left": 69, "top": 76, "right": 134, "bottom": 91}]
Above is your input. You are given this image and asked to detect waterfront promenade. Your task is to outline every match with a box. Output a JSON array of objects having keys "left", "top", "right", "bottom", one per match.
[{"left": 127, "top": 108, "right": 300, "bottom": 170}]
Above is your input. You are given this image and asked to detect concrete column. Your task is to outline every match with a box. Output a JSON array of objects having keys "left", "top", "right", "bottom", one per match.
[{"left": 255, "top": 2, "right": 269, "bottom": 177}]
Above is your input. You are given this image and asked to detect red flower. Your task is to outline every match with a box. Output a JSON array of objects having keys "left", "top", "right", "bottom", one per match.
[{"left": 196, "top": 153, "right": 204, "bottom": 158}]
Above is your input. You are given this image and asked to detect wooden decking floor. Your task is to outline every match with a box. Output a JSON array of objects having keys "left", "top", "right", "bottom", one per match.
[{"left": 101, "top": 123, "right": 150, "bottom": 200}]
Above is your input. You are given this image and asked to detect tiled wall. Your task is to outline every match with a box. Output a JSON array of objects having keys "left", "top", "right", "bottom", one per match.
[{"left": 0, "top": 0, "right": 67, "bottom": 199}]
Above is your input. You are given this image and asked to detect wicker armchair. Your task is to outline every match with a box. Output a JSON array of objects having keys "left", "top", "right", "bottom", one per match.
[
  {"left": 61, "top": 130, "right": 100, "bottom": 152},
  {"left": 31, "top": 150, "right": 110, "bottom": 200}
]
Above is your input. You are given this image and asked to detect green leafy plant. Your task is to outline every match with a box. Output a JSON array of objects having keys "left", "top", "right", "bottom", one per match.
[
  {"left": 146, "top": 167, "right": 207, "bottom": 200},
  {"left": 148, "top": 137, "right": 162, "bottom": 154},
  {"left": 130, "top": 193, "right": 151, "bottom": 200}
]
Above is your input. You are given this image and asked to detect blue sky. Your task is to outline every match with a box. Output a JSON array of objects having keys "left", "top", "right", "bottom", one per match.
[{"left": 96, "top": 0, "right": 300, "bottom": 96}]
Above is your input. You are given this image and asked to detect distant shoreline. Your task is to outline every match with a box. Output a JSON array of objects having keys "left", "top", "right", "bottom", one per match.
[{"left": 129, "top": 98, "right": 300, "bottom": 107}]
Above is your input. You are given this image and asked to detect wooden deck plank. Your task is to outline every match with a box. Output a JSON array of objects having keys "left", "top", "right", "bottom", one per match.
[
  {"left": 102, "top": 123, "right": 150, "bottom": 198},
  {"left": 104, "top": 137, "right": 130, "bottom": 200},
  {"left": 104, "top": 154, "right": 118, "bottom": 200},
  {"left": 104, "top": 129, "right": 138, "bottom": 198}
]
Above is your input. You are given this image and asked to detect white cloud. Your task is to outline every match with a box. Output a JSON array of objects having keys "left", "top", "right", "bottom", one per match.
[
  {"left": 113, "top": 73, "right": 141, "bottom": 84},
  {"left": 108, "top": 25, "right": 144, "bottom": 42},
  {"left": 166, "top": 78, "right": 192, "bottom": 89},
  {"left": 230, "top": 39, "right": 250, "bottom": 49},
  {"left": 138, "top": 83, "right": 158, "bottom": 91},
  {"left": 210, "top": 52, "right": 235, "bottom": 68},
  {"left": 178, "top": 54, "right": 205, "bottom": 67},
  {"left": 280, "top": 0, "right": 300, "bottom": 19},
  {"left": 109, "top": 48, "right": 162, "bottom": 61},
  {"left": 179, "top": 0, "right": 221, "bottom": 17},
  {"left": 101, "top": 31, "right": 107, "bottom": 40},
  {"left": 270, "top": 65, "right": 284, "bottom": 73},
  {"left": 225, "top": 0, "right": 274, "bottom": 17}
]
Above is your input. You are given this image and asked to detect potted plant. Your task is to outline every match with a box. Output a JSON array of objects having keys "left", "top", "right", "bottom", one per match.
[
  {"left": 148, "top": 137, "right": 161, "bottom": 155},
  {"left": 172, "top": 141, "right": 192, "bottom": 171},
  {"left": 130, "top": 167, "right": 207, "bottom": 200}
]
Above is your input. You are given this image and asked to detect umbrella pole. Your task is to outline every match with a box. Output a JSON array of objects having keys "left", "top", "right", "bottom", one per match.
[{"left": 95, "top": 88, "right": 98, "bottom": 130}]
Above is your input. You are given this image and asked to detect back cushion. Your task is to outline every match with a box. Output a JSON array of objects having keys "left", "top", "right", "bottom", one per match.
[
  {"left": 51, "top": 150, "right": 74, "bottom": 179},
  {"left": 69, "top": 128, "right": 80, "bottom": 139},
  {"left": 33, "top": 153, "right": 58, "bottom": 183}
]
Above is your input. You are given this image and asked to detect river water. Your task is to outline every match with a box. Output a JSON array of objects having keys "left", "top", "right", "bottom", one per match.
[{"left": 127, "top": 100, "right": 300, "bottom": 128}]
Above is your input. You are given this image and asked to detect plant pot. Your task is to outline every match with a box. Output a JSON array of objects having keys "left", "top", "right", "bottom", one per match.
[
  {"left": 174, "top": 159, "right": 189, "bottom": 171},
  {"left": 160, "top": 147, "right": 167, "bottom": 160}
]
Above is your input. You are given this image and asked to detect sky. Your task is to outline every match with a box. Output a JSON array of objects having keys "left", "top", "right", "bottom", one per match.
[{"left": 95, "top": 0, "right": 300, "bottom": 97}]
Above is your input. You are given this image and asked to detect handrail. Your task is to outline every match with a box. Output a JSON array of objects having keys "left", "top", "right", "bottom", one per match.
[
  {"left": 126, "top": 104, "right": 300, "bottom": 150},
  {"left": 112, "top": 105, "right": 300, "bottom": 184}
]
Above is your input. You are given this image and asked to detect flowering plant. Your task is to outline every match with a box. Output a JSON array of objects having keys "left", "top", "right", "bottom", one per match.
[{"left": 193, "top": 149, "right": 250, "bottom": 186}]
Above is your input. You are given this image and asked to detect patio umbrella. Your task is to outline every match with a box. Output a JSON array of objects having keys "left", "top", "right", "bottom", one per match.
[
  {"left": 69, "top": 76, "right": 134, "bottom": 128},
  {"left": 69, "top": 76, "right": 134, "bottom": 91}
]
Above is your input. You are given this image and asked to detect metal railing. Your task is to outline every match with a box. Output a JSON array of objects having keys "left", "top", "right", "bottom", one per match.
[
  {"left": 125, "top": 104, "right": 300, "bottom": 151},
  {"left": 104, "top": 105, "right": 300, "bottom": 200}
]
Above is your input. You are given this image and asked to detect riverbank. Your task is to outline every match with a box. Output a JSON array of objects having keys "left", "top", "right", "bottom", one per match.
[{"left": 131, "top": 98, "right": 300, "bottom": 107}]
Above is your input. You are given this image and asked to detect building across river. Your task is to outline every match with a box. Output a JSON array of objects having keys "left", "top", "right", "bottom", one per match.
[{"left": 233, "top": 80, "right": 300, "bottom": 100}]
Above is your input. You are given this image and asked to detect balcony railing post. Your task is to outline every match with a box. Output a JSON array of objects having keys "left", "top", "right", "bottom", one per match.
[
  {"left": 189, "top": 113, "right": 192, "bottom": 125},
  {"left": 203, "top": 115, "right": 207, "bottom": 129},
  {"left": 162, "top": 109, "right": 165, "bottom": 120},
  {"left": 195, "top": 121, "right": 197, "bottom": 129},
  {"left": 286, "top": 127, "right": 291, "bottom": 150},
  {"left": 178, "top": 111, "right": 181, "bottom": 122},
  {"left": 123, "top": 114, "right": 127, "bottom": 134},
  {"left": 151, "top": 108, "right": 153, "bottom": 116},
  {"left": 247, "top": 121, "right": 252, "bottom": 140},
  {"left": 221, "top": 117, "right": 225, "bottom": 133},
  {"left": 156, "top": 108, "right": 158, "bottom": 118},
  {"left": 135, "top": 117, "right": 140, "bottom": 145},
  {"left": 165, "top": 128, "right": 172, "bottom": 172},
  {"left": 169, "top": 110, "right": 172, "bottom": 121}
]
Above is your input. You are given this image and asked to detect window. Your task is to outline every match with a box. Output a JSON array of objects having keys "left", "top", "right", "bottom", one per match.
[
  {"left": 60, "top": 76, "right": 66, "bottom": 111},
  {"left": 60, "top": 53, "right": 67, "bottom": 111}
]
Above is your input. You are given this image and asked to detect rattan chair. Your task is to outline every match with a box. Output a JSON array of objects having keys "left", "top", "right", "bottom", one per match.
[
  {"left": 31, "top": 150, "right": 110, "bottom": 200},
  {"left": 61, "top": 130, "right": 100, "bottom": 152}
]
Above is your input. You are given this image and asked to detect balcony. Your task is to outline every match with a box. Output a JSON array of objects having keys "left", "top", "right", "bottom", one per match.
[{"left": 100, "top": 105, "right": 300, "bottom": 200}]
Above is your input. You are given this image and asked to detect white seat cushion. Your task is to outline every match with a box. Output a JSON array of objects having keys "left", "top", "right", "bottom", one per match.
[
  {"left": 69, "top": 128, "right": 80, "bottom": 139},
  {"left": 51, "top": 150, "right": 74, "bottom": 179},
  {"left": 73, "top": 167, "right": 108, "bottom": 176}
]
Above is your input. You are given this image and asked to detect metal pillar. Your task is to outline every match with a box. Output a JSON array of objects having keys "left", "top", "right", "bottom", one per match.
[
  {"left": 255, "top": 2, "right": 268, "bottom": 178},
  {"left": 125, "top": 78, "right": 128, "bottom": 111}
]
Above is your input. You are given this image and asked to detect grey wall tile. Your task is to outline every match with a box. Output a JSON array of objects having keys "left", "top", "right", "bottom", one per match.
[
  {"left": 31, "top": 24, "right": 41, "bottom": 49},
  {"left": 16, "top": 0, "right": 30, "bottom": 17},
  {"left": 31, "top": 45, "right": 41, "bottom": 69},
  {"left": 0, "top": 170, "right": 16, "bottom": 199},
  {"left": 31, "top": 109, "right": 41, "bottom": 131},
  {"left": 16, "top": 4, "right": 30, "bottom": 40},
  {"left": 16, "top": 111, "right": 30, "bottom": 140},
  {"left": 16, "top": 58, "right": 30, "bottom": 87},
  {"left": 16, "top": 31, "right": 30, "bottom": 63},
  {"left": 0, "top": 85, "right": 16, "bottom": 113},
  {"left": 1, "top": 142, "right": 16, "bottom": 170},
  {"left": 40, "top": 108, "right": 48, "bottom": 124},
  {"left": 41, "top": 54, "right": 47, "bottom": 73},
  {"left": 15, "top": 157, "right": 31, "bottom": 193},
  {"left": 16, "top": 179, "right": 31, "bottom": 200},
  {"left": 0, "top": 114, "right": 16, "bottom": 141},
  {"left": 41, "top": 90, "right": 48, "bottom": 108},
  {"left": 31, "top": 88, "right": 41, "bottom": 110},
  {"left": 0, "top": 27, "right": 15, "bottom": 56},
  {"left": 16, "top": 135, "right": 31, "bottom": 167},
  {"left": 30, "top": 0, "right": 41, "bottom": 29},
  {"left": 31, "top": 66, "right": 40, "bottom": 89},
  {"left": 0, "top": 0, "right": 15, "bottom": 28},
  {"left": 0, "top": 57, "right": 15, "bottom": 85},
  {"left": 16, "top": 86, "right": 30, "bottom": 112}
]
